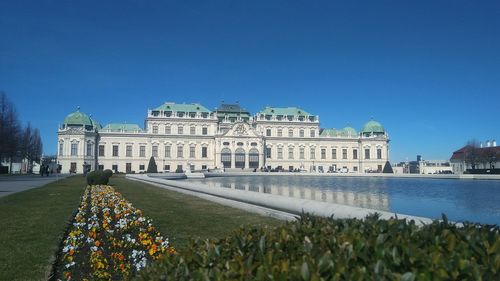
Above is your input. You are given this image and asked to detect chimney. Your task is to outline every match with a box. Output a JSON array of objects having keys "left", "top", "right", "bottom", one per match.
[
  {"left": 493, "top": 140, "right": 497, "bottom": 147},
  {"left": 486, "top": 140, "right": 491, "bottom": 147},
  {"left": 480, "top": 142, "right": 483, "bottom": 148}
]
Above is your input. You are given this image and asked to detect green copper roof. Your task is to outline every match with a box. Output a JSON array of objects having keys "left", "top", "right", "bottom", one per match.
[
  {"left": 90, "top": 117, "right": 102, "bottom": 129},
  {"left": 63, "top": 108, "right": 93, "bottom": 126},
  {"left": 320, "top": 128, "right": 339, "bottom": 137},
  {"left": 342, "top": 126, "right": 357, "bottom": 136},
  {"left": 258, "top": 106, "right": 312, "bottom": 117},
  {"left": 361, "top": 120, "right": 385, "bottom": 133},
  {"left": 320, "top": 127, "right": 358, "bottom": 137},
  {"left": 154, "top": 102, "right": 210, "bottom": 113},
  {"left": 102, "top": 123, "right": 143, "bottom": 132}
]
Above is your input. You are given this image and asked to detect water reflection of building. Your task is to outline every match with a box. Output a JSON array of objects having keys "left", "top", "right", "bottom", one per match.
[
  {"left": 203, "top": 181, "right": 390, "bottom": 211},
  {"left": 57, "top": 102, "right": 389, "bottom": 174}
]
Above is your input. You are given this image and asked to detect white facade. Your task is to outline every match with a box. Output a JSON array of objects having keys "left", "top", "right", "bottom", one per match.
[{"left": 57, "top": 103, "right": 390, "bottom": 174}]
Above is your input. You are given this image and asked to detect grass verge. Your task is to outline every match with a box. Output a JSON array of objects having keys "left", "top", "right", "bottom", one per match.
[
  {"left": 0, "top": 176, "right": 86, "bottom": 281},
  {"left": 109, "top": 176, "right": 284, "bottom": 250}
]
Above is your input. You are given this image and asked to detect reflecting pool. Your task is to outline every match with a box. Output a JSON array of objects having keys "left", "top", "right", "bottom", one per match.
[{"left": 185, "top": 176, "right": 500, "bottom": 225}]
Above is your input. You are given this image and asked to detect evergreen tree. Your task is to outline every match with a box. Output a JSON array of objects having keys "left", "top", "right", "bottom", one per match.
[
  {"left": 382, "top": 161, "right": 394, "bottom": 173},
  {"left": 147, "top": 156, "right": 158, "bottom": 173}
]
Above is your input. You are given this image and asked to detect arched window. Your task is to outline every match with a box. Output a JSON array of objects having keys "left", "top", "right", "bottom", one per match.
[
  {"left": 249, "top": 148, "right": 259, "bottom": 169},
  {"left": 221, "top": 148, "right": 232, "bottom": 168},
  {"left": 235, "top": 148, "right": 245, "bottom": 169}
]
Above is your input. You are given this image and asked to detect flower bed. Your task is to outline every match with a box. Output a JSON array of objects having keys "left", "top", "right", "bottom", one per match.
[{"left": 53, "top": 185, "right": 175, "bottom": 280}]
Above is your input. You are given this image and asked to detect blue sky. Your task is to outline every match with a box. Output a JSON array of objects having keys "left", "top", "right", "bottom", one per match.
[{"left": 1, "top": 0, "right": 498, "bottom": 162}]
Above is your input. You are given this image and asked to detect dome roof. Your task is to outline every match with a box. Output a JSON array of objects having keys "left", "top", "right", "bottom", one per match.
[
  {"left": 361, "top": 120, "right": 385, "bottom": 133},
  {"left": 63, "top": 107, "right": 95, "bottom": 127},
  {"left": 342, "top": 126, "right": 357, "bottom": 136}
]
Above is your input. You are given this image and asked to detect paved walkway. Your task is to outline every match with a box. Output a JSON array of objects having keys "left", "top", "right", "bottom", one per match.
[{"left": 0, "top": 174, "right": 69, "bottom": 198}]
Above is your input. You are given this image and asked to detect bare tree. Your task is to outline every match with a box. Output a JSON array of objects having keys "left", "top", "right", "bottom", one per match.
[
  {"left": 0, "top": 92, "right": 21, "bottom": 173},
  {"left": 1, "top": 92, "right": 43, "bottom": 174},
  {"left": 464, "top": 139, "right": 481, "bottom": 170},
  {"left": 482, "top": 147, "right": 498, "bottom": 169},
  {"left": 20, "top": 123, "right": 43, "bottom": 173}
]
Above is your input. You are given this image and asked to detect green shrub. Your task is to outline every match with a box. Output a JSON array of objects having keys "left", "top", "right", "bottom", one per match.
[
  {"left": 383, "top": 161, "right": 394, "bottom": 173},
  {"left": 103, "top": 169, "right": 113, "bottom": 178},
  {"left": 86, "top": 170, "right": 112, "bottom": 185},
  {"left": 138, "top": 214, "right": 500, "bottom": 280},
  {"left": 147, "top": 156, "right": 158, "bottom": 173}
]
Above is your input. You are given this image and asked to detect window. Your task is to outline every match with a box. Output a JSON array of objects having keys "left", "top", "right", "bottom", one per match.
[
  {"left": 152, "top": 145, "right": 158, "bottom": 157},
  {"left": 189, "top": 146, "right": 195, "bottom": 158},
  {"left": 277, "top": 129, "right": 282, "bottom": 137},
  {"left": 126, "top": 145, "right": 132, "bottom": 157},
  {"left": 140, "top": 146, "right": 146, "bottom": 157},
  {"left": 202, "top": 147, "right": 208, "bottom": 158},
  {"left": 164, "top": 165, "right": 170, "bottom": 171},
  {"left": 178, "top": 126, "right": 183, "bottom": 134},
  {"left": 353, "top": 166, "right": 358, "bottom": 172},
  {"left": 353, "top": 149, "right": 358, "bottom": 160},
  {"left": 299, "top": 147, "right": 305, "bottom": 159},
  {"left": 71, "top": 143, "right": 78, "bottom": 156},
  {"left": 310, "top": 129, "right": 315, "bottom": 137},
  {"left": 165, "top": 126, "right": 171, "bottom": 134},
  {"left": 278, "top": 147, "right": 283, "bottom": 159},
  {"left": 377, "top": 148, "right": 382, "bottom": 159},
  {"left": 99, "top": 145, "right": 105, "bottom": 157},
  {"left": 342, "top": 149, "right": 347, "bottom": 159},
  {"left": 266, "top": 147, "right": 271, "bottom": 159},
  {"left": 112, "top": 164, "right": 118, "bottom": 172},
  {"left": 177, "top": 145, "right": 183, "bottom": 158},
  {"left": 59, "top": 143, "right": 63, "bottom": 156},
  {"left": 288, "top": 147, "right": 294, "bottom": 159},
  {"left": 153, "top": 125, "right": 158, "bottom": 134},
  {"left": 266, "top": 129, "right": 271, "bottom": 137},
  {"left": 202, "top": 127, "right": 208, "bottom": 135},
  {"left": 365, "top": 148, "right": 370, "bottom": 159},
  {"left": 190, "top": 126, "right": 196, "bottom": 135},
  {"left": 288, "top": 129, "right": 293, "bottom": 137},
  {"left": 310, "top": 148, "right": 315, "bottom": 159},
  {"left": 299, "top": 129, "right": 304, "bottom": 137},
  {"left": 86, "top": 142, "right": 92, "bottom": 156},
  {"left": 165, "top": 145, "right": 171, "bottom": 158},
  {"left": 321, "top": 148, "right": 326, "bottom": 159},
  {"left": 202, "top": 165, "right": 207, "bottom": 170},
  {"left": 139, "top": 164, "right": 145, "bottom": 170},
  {"left": 112, "top": 145, "right": 119, "bottom": 157}
]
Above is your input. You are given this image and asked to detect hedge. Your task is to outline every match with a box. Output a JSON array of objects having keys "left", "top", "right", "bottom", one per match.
[
  {"left": 138, "top": 214, "right": 500, "bottom": 280},
  {"left": 86, "top": 169, "right": 113, "bottom": 185}
]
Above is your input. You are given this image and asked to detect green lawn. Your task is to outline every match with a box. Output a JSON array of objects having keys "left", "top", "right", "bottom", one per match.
[
  {"left": 0, "top": 176, "right": 86, "bottom": 281},
  {"left": 0, "top": 175, "right": 283, "bottom": 280},
  {"left": 109, "top": 176, "right": 284, "bottom": 250}
]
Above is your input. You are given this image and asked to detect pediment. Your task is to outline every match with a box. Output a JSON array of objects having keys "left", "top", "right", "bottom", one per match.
[
  {"left": 221, "top": 122, "right": 261, "bottom": 138},
  {"left": 58, "top": 127, "right": 85, "bottom": 135}
]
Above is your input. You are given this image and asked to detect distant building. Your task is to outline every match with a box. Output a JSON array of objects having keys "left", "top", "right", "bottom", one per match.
[
  {"left": 450, "top": 141, "right": 500, "bottom": 174},
  {"left": 392, "top": 156, "right": 453, "bottom": 174},
  {"left": 57, "top": 102, "right": 390, "bottom": 174}
]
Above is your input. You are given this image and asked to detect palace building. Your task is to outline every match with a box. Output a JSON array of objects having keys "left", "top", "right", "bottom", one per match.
[{"left": 57, "top": 102, "right": 390, "bottom": 174}]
